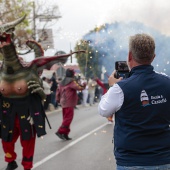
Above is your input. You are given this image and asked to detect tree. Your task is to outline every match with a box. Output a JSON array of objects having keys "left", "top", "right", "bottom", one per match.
[
  {"left": 75, "top": 42, "right": 103, "bottom": 79},
  {"left": 0, "top": 0, "right": 32, "bottom": 46},
  {"left": 31, "top": 1, "right": 61, "bottom": 51},
  {"left": 0, "top": 0, "right": 61, "bottom": 59},
  {"left": 74, "top": 27, "right": 104, "bottom": 79}
]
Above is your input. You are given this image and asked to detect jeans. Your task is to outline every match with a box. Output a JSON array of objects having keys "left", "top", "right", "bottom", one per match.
[
  {"left": 51, "top": 91, "right": 58, "bottom": 108},
  {"left": 117, "top": 164, "right": 170, "bottom": 170}
]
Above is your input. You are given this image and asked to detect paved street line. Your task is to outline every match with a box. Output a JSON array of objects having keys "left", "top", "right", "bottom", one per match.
[{"left": 32, "top": 122, "right": 108, "bottom": 169}]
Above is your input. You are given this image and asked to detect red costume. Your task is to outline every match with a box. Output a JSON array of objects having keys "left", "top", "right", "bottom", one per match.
[
  {"left": 56, "top": 69, "right": 86, "bottom": 140},
  {"left": 95, "top": 78, "right": 113, "bottom": 122},
  {"left": 95, "top": 78, "right": 107, "bottom": 95}
]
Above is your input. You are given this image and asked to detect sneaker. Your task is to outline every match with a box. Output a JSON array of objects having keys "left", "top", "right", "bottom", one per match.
[
  {"left": 62, "top": 134, "right": 72, "bottom": 140},
  {"left": 74, "top": 106, "right": 78, "bottom": 109},
  {"left": 55, "top": 132, "right": 65, "bottom": 140},
  {"left": 6, "top": 161, "right": 18, "bottom": 170}
]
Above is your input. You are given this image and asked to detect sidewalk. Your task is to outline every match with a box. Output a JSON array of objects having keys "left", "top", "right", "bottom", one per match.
[
  {"left": 45, "top": 103, "right": 99, "bottom": 115},
  {"left": 45, "top": 104, "right": 85, "bottom": 115}
]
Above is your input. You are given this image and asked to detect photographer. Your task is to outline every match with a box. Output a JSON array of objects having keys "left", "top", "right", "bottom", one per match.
[{"left": 98, "top": 33, "right": 170, "bottom": 170}]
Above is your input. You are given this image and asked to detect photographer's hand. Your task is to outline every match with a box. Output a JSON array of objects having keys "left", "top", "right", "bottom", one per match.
[{"left": 108, "top": 70, "right": 123, "bottom": 87}]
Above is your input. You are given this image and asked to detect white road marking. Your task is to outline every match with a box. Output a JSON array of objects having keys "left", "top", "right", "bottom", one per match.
[{"left": 32, "top": 122, "right": 108, "bottom": 169}]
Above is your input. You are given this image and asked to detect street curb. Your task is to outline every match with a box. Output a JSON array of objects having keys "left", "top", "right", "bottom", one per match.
[{"left": 45, "top": 105, "right": 84, "bottom": 115}]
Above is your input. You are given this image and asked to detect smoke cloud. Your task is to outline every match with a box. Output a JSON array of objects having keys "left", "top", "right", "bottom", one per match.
[{"left": 83, "top": 21, "right": 170, "bottom": 82}]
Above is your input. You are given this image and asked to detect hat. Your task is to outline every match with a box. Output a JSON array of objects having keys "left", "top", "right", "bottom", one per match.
[{"left": 66, "top": 68, "right": 75, "bottom": 78}]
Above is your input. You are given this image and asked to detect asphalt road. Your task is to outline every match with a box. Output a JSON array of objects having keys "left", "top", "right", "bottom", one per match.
[{"left": 0, "top": 104, "right": 116, "bottom": 170}]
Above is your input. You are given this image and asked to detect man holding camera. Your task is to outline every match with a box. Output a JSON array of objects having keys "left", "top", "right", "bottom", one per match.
[{"left": 98, "top": 33, "right": 170, "bottom": 170}]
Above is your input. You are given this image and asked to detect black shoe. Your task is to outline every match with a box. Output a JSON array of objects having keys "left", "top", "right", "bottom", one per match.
[
  {"left": 55, "top": 132, "right": 65, "bottom": 140},
  {"left": 62, "top": 134, "right": 72, "bottom": 140},
  {"left": 6, "top": 161, "right": 18, "bottom": 170}
]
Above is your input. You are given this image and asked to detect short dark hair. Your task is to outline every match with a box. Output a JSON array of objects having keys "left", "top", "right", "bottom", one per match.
[
  {"left": 129, "top": 33, "right": 155, "bottom": 64},
  {"left": 66, "top": 68, "right": 75, "bottom": 78}
]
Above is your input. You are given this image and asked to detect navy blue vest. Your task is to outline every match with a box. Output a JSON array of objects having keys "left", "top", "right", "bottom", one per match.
[{"left": 115, "top": 65, "right": 170, "bottom": 166}]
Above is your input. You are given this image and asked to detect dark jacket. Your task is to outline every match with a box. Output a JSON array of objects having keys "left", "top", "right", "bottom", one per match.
[
  {"left": 115, "top": 65, "right": 170, "bottom": 166},
  {"left": 0, "top": 94, "right": 47, "bottom": 142},
  {"left": 50, "top": 76, "right": 58, "bottom": 92}
]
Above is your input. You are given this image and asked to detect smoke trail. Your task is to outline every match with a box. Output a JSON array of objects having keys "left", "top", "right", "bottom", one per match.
[{"left": 83, "top": 21, "right": 170, "bottom": 81}]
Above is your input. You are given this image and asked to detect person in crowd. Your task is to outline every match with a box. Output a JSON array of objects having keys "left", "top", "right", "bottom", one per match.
[
  {"left": 57, "top": 77, "right": 62, "bottom": 83},
  {"left": 50, "top": 72, "right": 58, "bottom": 109},
  {"left": 98, "top": 33, "right": 170, "bottom": 170},
  {"left": 98, "top": 86, "right": 103, "bottom": 100},
  {"left": 55, "top": 68, "right": 86, "bottom": 140},
  {"left": 94, "top": 86, "right": 100, "bottom": 103},
  {"left": 42, "top": 77, "right": 51, "bottom": 111},
  {"left": 88, "top": 77, "right": 97, "bottom": 106},
  {"left": 77, "top": 90, "right": 83, "bottom": 106},
  {"left": 95, "top": 77, "right": 114, "bottom": 123},
  {"left": 81, "top": 77, "right": 88, "bottom": 107}
]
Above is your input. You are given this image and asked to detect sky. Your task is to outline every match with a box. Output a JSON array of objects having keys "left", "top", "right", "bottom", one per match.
[{"left": 32, "top": 0, "right": 170, "bottom": 64}]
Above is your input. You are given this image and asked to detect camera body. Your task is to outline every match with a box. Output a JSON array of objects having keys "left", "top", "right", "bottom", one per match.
[{"left": 115, "top": 61, "right": 129, "bottom": 79}]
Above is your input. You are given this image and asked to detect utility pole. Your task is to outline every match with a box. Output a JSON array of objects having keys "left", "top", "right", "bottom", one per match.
[
  {"left": 32, "top": 1, "right": 36, "bottom": 40},
  {"left": 85, "top": 43, "right": 89, "bottom": 78},
  {"left": 32, "top": 1, "right": 61, "bottom": 41}
]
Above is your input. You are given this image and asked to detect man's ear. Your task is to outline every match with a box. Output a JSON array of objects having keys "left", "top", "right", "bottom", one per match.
[
  {"left": 128, "top": 51, "right": 132, "bottom": 62},
  {"left": 151, "top": 54, "right": 155, "bottom": 62}
]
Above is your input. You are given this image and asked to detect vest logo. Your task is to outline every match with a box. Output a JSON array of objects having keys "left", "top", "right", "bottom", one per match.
[
  {"left": 140, "top": 90, "right": 167, "bottom": 107},
  {"left": 140, "top": 90, "right": 150, "bottom": 107},
  {"left": 151, "top": 95, "right": 167, "bottom": 104}
]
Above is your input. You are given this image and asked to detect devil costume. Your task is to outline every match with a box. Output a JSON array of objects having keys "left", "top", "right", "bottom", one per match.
[
  {"left": 56, "top": 69, "right": 86, "bottom": 140},
  {"left": 0, "top": 94, "right": 48, "bottom": 169},
  {"left": 0, "top": 94, "right": 46, "bottom": 142},
  {"left": 0, "top": 14, "right": 86, "bottom": 170}
]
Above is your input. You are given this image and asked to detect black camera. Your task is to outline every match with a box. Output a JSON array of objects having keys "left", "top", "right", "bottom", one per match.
[{"left": 115, "top": 61, "right": 129, "bottom": 79}]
